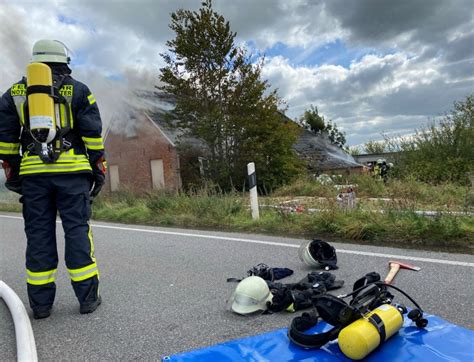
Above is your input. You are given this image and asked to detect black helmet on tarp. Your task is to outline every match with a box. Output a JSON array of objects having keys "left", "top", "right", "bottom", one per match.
[{"left": 298, "top": 239, "right": 338, "bottom": 270}]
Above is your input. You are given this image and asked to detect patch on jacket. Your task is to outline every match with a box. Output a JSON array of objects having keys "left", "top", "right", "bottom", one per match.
[
  {"left": 11, "top": 84, "right": 26, "bottom": 96},
  {"left": 59, "top": 85, "right": 73, "bottom": 97}
]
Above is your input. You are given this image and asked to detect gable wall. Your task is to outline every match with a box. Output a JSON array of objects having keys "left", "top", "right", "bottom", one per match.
[{"left": 103, "top": 114, "right": 181, "bottom": 192}]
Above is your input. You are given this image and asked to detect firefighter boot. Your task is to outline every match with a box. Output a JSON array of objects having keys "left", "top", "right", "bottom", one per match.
[
  {"left": 33, "top": 307, "right": 52, "bottom": 319},
  {"left": 80, "top": 295, "right": 102, "bottom": 314}
]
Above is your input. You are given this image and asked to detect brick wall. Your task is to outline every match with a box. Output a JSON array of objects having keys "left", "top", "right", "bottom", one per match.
[{"left": 103, "top": 114, "right": 181, "bottom": 192}]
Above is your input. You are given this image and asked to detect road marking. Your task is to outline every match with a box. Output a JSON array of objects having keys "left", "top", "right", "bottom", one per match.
[{"left": 1, "top": 214, "right": 473, "bottom": 267}]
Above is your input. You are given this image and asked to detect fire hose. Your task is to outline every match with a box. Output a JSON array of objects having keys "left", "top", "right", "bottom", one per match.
[{"left": 0, "top": 280, "right": 38, "bottom": 361}]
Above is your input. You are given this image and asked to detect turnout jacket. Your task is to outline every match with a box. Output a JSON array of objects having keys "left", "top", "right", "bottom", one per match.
[{"left": 0, "top": 70, "right": 104, "bottom": 176}]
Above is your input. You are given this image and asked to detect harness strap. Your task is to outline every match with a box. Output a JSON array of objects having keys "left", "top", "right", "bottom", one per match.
[
  {"left": 26, "top": 84, "right": 55, "bottom": 97},
  {"left": 287, "top": 312, "right": 341, "bottom": 349},
  {"left": 368, "top": 313, "right": 387, "bottom": 342},
  {"left": 288, "top": 293, "right": 364, "bottom": 349},
  {"left": 12, "top": 96, "right": 26, "bottom": 126},
  {"left": 13, "top": 75, "right": 77, "bottom": 162},
  {"left": 353, "top": 272, "right": 381, "bottom": 292}
]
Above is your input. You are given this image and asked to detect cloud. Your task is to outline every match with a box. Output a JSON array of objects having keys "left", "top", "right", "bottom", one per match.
[
  {"left": 0, "top": 4, "right": 31, "bottom": 85},
  {"left": 262, "top": 48, "right": 472, "bottom": 145},
  {"left": 66, "top": 0, "right": 344, "bottom": 50},
  {"left": 0, "top": 0, "right": 472, "bottom": 146},
  {"left": 213, "top": 0, "right": 345, "bottom": 49},
  {"left": 444, "top": 30, "right": 474, "bottom": 62},
  {"left": 0, "top": 1, "right": 166, "bottom": 131},
  {"left": 325, "top": 0, "right": 472, "bottom": 46}
]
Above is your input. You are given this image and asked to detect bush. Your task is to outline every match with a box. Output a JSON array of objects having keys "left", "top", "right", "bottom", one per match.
[
  {"left": 396, "top": 95, "right": 473, "bottom": 185},
  {"left": 1, "top": 179, "right": 470, "bottom": 251},
  {"left": 273, "top": 176, "right": 334, "bottom": 197}
]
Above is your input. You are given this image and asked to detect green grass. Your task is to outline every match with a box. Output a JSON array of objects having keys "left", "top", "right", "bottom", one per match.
[
  {"left": 91, "top": 189, "right": 474, "bottom": 252},
  {"left": 0, "top": 176, "right": 472, "bottom": 253},
  {"left": 0, "top": 202, "right": 21, "bottom": 213},
  {"left": 92, "top": 189, "right": 246, "bottom": 229},
  {"left": 274, "top": 174, "right": 472, "bottom": 211}
]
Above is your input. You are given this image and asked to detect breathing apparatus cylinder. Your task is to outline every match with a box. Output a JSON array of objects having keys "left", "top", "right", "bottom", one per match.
[
  {"left": 338, "top": 304, "right": 403, "bottom": 360},
  {"left": 26, "top": 63, "right": 57, "bottom": 151}
]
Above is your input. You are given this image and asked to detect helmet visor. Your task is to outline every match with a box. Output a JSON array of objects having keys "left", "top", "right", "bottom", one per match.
[{"left": 227, "top": 290, "right": 272, "bottom": 315}]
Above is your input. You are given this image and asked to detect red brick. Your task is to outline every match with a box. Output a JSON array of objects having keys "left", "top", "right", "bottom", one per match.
[{"left": 103, "top": 113, "right": 181, "bottom": 192}]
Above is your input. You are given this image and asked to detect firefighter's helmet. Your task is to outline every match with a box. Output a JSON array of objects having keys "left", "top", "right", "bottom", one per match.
[
  {"left": 229, "top": 276, "right": 273, "bottom": 315},
  {"left": 31, "top": 40, "right": 70, "bottom": 64}
]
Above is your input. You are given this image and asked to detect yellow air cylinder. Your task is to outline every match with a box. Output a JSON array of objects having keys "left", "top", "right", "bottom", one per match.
[
  {"left": 26, "top": 63, "right": 56, "bottom": 143},
  {"left": 338, "top": 304, "right": 403, "bottom": 360}
]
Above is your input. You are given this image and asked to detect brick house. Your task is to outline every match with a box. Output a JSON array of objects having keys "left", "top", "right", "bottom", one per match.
[
  {"left": 103, "top": 111, "right": 183, "bottom": 192},
  {"left": 103, "top": 93, "right": 363, "bottom": 192}
]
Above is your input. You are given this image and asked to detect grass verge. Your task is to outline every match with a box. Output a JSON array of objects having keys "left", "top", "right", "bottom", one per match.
[
  {"left": 1, "top": 180, "right": 472, "bottom": 254},
  {"left": 92, "top": 192, "right": 474, "bottom": 253}
]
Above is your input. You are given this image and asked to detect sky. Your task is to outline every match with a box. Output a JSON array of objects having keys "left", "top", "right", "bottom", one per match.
[{"left": 0, "top": 0, "right": 472, "bottom": 147}]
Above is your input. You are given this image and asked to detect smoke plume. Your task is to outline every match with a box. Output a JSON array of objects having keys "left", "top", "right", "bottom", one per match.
[{"left": 0, "top": 4, "right": 31, "bottom": 90}]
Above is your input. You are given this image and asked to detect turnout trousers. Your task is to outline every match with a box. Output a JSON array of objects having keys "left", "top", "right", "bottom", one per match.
[{"left": 21, "top": 174, "right": 100, "bottom": 313}]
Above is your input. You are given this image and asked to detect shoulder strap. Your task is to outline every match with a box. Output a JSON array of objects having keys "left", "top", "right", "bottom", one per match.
[
  {"left": 11, "top": 81, "right": 27, "bottom": 126},
  {"left": 16, "top": 75, "right": 77, "bottom": 162},
  {"left": 287, "top": 311, "right": 341, "bottom": 349},
  {"left": 56, "top": 75, "right": 74, "bottom": 131},
  {"left": 353, "top": 272, "right": 381, "bottom": 292},
  {"left": 287, "top": 293, "right": 362, "bottom": 349}
]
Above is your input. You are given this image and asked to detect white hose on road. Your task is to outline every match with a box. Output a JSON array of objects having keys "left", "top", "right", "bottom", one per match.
[{"left": 0, "top": 280, "right": 38, "bottom": 362}]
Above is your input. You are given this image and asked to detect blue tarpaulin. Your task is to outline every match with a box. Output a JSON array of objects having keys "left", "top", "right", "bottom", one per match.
[{"left": 164, "top": 313, "right": 473, "bottom": 361}]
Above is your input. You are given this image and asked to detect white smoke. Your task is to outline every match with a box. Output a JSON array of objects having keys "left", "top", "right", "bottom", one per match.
[
  {"left": 0, "top": 4, "right": 31, "bottom": 90},
  {"left": 74, "top": 65, "right": 169, "bottom": 137},
  {"left": 0, "top": 3, "right": 166, "bottom": 138}
]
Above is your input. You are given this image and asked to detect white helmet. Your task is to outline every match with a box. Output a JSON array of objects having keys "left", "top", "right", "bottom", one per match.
[
  {"left": 31, "top": 40, "right": 70, "bottom": 64},
  {"left": 298, "top": 239, "right": 338, "bottom": 270},
  {"left": 230, "top": 276, "right": 273, "bottom": 315}
]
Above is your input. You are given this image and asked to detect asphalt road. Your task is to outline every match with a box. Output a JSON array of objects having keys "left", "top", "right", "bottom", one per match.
[{"left": 1, "top": 212, "right": 473, "bottom": 361}]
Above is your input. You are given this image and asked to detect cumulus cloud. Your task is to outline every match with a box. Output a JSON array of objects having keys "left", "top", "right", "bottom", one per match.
[
  {"left": 255, "top": 0, "right": 474, "bottom": 144},
  {"left": 262, "top": 48, "right": 472, "bottom": 145},
  {"left": 325, "top": 0, "right": 472, "bottom": 48},
  {"left": 0, "top": 0, "right": 472, "bottom": 145},
  {"left": 0, "top": 4, "right": 30, "bottom": 85}
]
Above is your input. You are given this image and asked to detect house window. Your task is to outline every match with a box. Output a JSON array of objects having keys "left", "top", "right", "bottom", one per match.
[
  {"left": 150, "top": 159, "right": 165, "bottom": 189},
  {"left": 125, "top": 117, "right": 138, "bottom": 139},
  {"left": 109, "top": 165, "right": 120, "bottom": 191}
]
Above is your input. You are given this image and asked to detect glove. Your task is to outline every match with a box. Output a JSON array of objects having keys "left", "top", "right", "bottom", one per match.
[
  {"left": 2, "top": 161, "right": 22, "bottom": 194},
  {"left": 90, "top": 157, "right": 107, "bottom": 199},
  {"left": 247, "top": 264, "right": 294, "bottom": 282}
]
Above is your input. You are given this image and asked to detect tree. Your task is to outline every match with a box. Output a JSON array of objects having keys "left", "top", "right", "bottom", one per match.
[
  {"left": 300, "top": 105, "right": 325, "bottom": 133},
  {"left": 348, "top": 146, "right": 361, "bottom": 156},
  {"left": 299, "top": 105, "right": 346, "bottom": 148},
  {"left": 159, "top": 0, "right": 302, "bottom": 190},
  {"left": 396, "top": 95, "right": 474, "bottom": 184},
  {"left": 325, "top": 120, "right": 346, "bottom": 148},
  {"left": 364, "top": 140, "right": 386, "bottom": 154}
]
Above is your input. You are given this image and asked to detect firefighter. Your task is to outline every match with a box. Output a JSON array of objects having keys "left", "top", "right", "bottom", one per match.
[
  {"left": 380, "top": 160, "right": 389, "bottom": 183},
  {"left": 0, "top": 40, "right": 106, "bottom": 319},
  {"left": 373, "top": 159, "right": 382, "bottom": 180}
]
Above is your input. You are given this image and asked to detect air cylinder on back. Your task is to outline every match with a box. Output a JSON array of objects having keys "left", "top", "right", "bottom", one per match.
[{"left": 26, "top": 62, "right": 56, "bottom": 144}]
